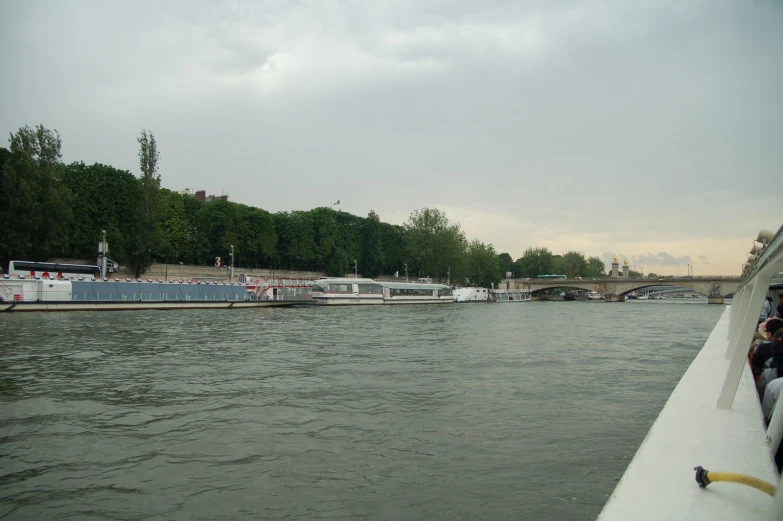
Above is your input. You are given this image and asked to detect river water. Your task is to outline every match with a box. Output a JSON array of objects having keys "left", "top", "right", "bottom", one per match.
[{"left": 0, "top": 300, "right": 724, "bottom": 520}]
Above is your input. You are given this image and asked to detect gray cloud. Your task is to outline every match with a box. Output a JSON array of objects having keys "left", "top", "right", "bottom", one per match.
[
  {"left": 699, "top": 255, "right": 710, "bottom": 265},
  {"left": 1, "top": 0, "right": 780, "bottom": 272},
  {"left": 634, "top": 253, "right": 691, "bottom": 267},
  {"left": 601, "top": 251, "right": 692, "bottom": 268}
]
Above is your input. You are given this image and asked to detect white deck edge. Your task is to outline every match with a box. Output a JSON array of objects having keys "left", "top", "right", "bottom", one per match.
[{"left": 597, "top": 306, "right": 780, "bottom": 520}]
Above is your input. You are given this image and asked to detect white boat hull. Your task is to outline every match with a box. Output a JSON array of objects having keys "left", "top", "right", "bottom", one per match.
[
  {"left": 309, "top": 277, "right": 455, "bottom": 306},
  {"left": 490, "top": 290, "right": 531, "bottom": 302},
  {"left": 453, "top": 287, "right": 490, "bottom": 303},
  {"left": 312, "top": 296, "right": 384, "bottom": 305}
]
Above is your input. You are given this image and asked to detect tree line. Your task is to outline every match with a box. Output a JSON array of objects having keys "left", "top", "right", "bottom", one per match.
[{"left": 0, "top": 124, "right": 607, "bottom": 285}]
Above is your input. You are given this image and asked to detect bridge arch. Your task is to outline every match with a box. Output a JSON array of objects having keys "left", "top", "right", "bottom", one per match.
[
  {"left": 616, "top": 283, "right": 707, "bottom": 297},
  {"left": 506, "top": 277, "right": 740, "bottom": 302},
  {"left": 527, "top": 283, "right": 598, "bottom": 294}
]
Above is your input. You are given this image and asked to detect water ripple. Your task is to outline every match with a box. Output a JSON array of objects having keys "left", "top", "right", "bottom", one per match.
[{"left": 0, "top": 302, "right": 722, "bottom": 520}]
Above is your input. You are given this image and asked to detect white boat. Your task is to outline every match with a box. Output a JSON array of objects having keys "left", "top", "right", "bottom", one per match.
[
  {"left": 597, "top": 226, "right": 783, "bottom": 520},
  {"left": 489, "top": 289, "right": 531, "bottom": 302},
  {"left": 309, "top": 277, "right": 454, "bottom": 305},
  {"left": 453, "top": 286, "right": 490, "bottom": 302},
  {"left": 587, "top": 291, "right": 604, "bottom": 300}
]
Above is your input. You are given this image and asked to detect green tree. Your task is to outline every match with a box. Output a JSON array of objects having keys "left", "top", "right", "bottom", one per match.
[
  {"left": 0, "top": 125, "right": 72, "bottom": 268},
  {"left": 324, "top": 246, "right": 349, "bottom": 276},
  {"left": 585, "top": 256, "right": 606, "bottom": 277},
  {"left": 404, "top": 207, "right": 466, "bottom": 281},
  {"left": 497, "top": 253, "right": 514, "bottom": 278},
  {"left": 198, "top": 199, "right": 241, "bottom": 270},
  {"left": 127, "top": 130, "right": 162, "bottom": 277},
  {"left": 61, "top": 162, "right": 143, "bottom": 265},
  {"left": 464, "top": 240, "right": 501, "bottom": 287},
  {"left": 516, "top": 247, "right": 554, "bottom": 277},
  {"left": 309, "top": 207, "right": 339, "bottom": 271},
  {"left": 181, "top": 196, "right": 211, "bottom": 265},
  {"left": 562, "top": 251, "right": 588, "bottom": 278},
  {"left": 9, "top": 124, "right": 63, "bottom": 166},
  {"left": 273, "top": 211, "right": 315, "bottom": 270},
  {"left": 551, "top": 255, "right": 567, "bottom": 276},
  {"left": 361, "top": 210, "right": 384, "bottom": 278},
  {"left": 333, "top": 210, "right": 364, "bottom": 269},
  {"left": 380, "top": 222, "right": 406, "bottom": 276},
  {"left": 159, "top": 190, "right": 191, "bottom": 263},
  {"left": 240, "top": 206, "right": 277, "bottom": 268}
]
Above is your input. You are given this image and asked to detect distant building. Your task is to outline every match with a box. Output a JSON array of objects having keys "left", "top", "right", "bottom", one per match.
[{"left": 181, "top": 189, "right": 228, "bottom": 202}]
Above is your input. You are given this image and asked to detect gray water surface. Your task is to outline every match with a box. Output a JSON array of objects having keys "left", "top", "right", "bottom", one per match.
[{"left": 0, "top": 300, "right": 724, "bottom": 520}]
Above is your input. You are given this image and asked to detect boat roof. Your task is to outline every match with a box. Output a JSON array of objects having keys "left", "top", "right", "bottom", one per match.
[
  {"left": 312, "top": 277, "right": 377, "bottom": 284},
  {"left": 380, "top": 281, "right": 450, "bottom": 289}
]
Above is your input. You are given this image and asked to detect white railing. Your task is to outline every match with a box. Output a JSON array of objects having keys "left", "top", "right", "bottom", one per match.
[
  {"left": 720, "top": 225, "right": 783, "bottom": 407},
  {"left": 719, "top": 224, "right": 783, "bottom": 519},
  {"left": 0, "top": 279, "right": 12, "bottom": 301}
]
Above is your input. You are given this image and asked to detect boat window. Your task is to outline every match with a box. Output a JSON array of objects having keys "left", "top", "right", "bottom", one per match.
[
  {"left": 438, "top": 288, "right": 453, "bottom": 296},
  {"left": 389, "top": 288, "right": 435, "bottom": 297},
  {"left": 328, "top": 284, "right": 353, "bottom": 293},
  {"left": 357, "top": 283, "right": 382, "bottom": 294}
]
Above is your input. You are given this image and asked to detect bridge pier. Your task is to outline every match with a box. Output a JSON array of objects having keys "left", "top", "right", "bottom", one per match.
[
  {"left": 708, "top": 296, "right": 725, "bottom": 305},
  {"left": 604, "top": 294, "right": 625, "bottom": 303}
]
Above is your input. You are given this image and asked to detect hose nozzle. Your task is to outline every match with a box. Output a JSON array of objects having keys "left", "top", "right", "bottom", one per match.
[{"left": 694, "top": 466, "right": 711, "bottom": 488}]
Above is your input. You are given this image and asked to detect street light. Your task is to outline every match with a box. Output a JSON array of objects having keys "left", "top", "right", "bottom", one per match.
[
  {"left": 404, "top": 263, "right": 408, "bottom": 282},
  {"left": 447, "top": 267, "right": 450, "bottom": 286},
  {"left": 353, "top": 259, "right": 358, "bottom": 278},
  {"left": 230, "top": 245, "right": 235, "bottom": 281},
  {"left": 179, "top": 261, "right": 183, "bottom": 279}
]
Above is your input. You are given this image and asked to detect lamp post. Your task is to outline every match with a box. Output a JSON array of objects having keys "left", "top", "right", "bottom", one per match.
[
  {"left": 447, "top": 267, "right": 450, "bottom": 286},
  {"left": 230, "top": 245, "right": 234, "bottom": 281},
  {"left": 404, "top": 263, "right": 408, "bottom": 282},
  {"left": 179, "top": 261, "right": 183, "bottom": 280},
  {"left": 353, "top": 260, "right": 358, "bottom": 279}
]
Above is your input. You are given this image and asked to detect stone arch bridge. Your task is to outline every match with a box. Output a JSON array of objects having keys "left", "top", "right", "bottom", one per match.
[{"left": 503, "top": 277, "right": 741, "bottom": 304}]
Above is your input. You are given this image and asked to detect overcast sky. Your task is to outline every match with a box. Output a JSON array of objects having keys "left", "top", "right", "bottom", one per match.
[{"left": 2, "top": 0, "right": 781, "bottom": 275}]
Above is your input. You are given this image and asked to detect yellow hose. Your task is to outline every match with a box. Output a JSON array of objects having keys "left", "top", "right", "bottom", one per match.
[{"left": 694, "top": 466, "right": 776, "bottom": 496}]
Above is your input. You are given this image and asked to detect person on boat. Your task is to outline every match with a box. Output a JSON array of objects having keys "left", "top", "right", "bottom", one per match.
[
  {"left": 750, "top": 318, "right": 783, "bottom": 377},
  {"left": 762, "top": 374, "right": 783, "bottom": 422},
  {"left": 757, "top": 327, "right": 783, "bottom": 398},
  {"left": 760, "top": 296, "right": 774, "bottom": 323}
]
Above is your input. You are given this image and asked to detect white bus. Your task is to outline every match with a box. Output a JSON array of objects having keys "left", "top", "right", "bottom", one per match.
[{"left": 5, "top": 260, "right": 103, "bottom": 279}]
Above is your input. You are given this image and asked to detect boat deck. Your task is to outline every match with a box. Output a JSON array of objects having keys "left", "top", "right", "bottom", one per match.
[{"left": 597, "top": 306, "right": 780, "bottom": 520}]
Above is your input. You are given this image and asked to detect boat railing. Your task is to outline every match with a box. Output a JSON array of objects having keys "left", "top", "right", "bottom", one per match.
[
  {"left": 597, "top": 226, "right": 783, "bottom": 521},
  {"left": 721, "top": 225, "right": 783, "bottom": 408},
  {"left": 0, "top": 279, "right": 11, "bottom": 302},
  {"left": 719, "top": 225, "right": 783, "bottom": 516}
]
